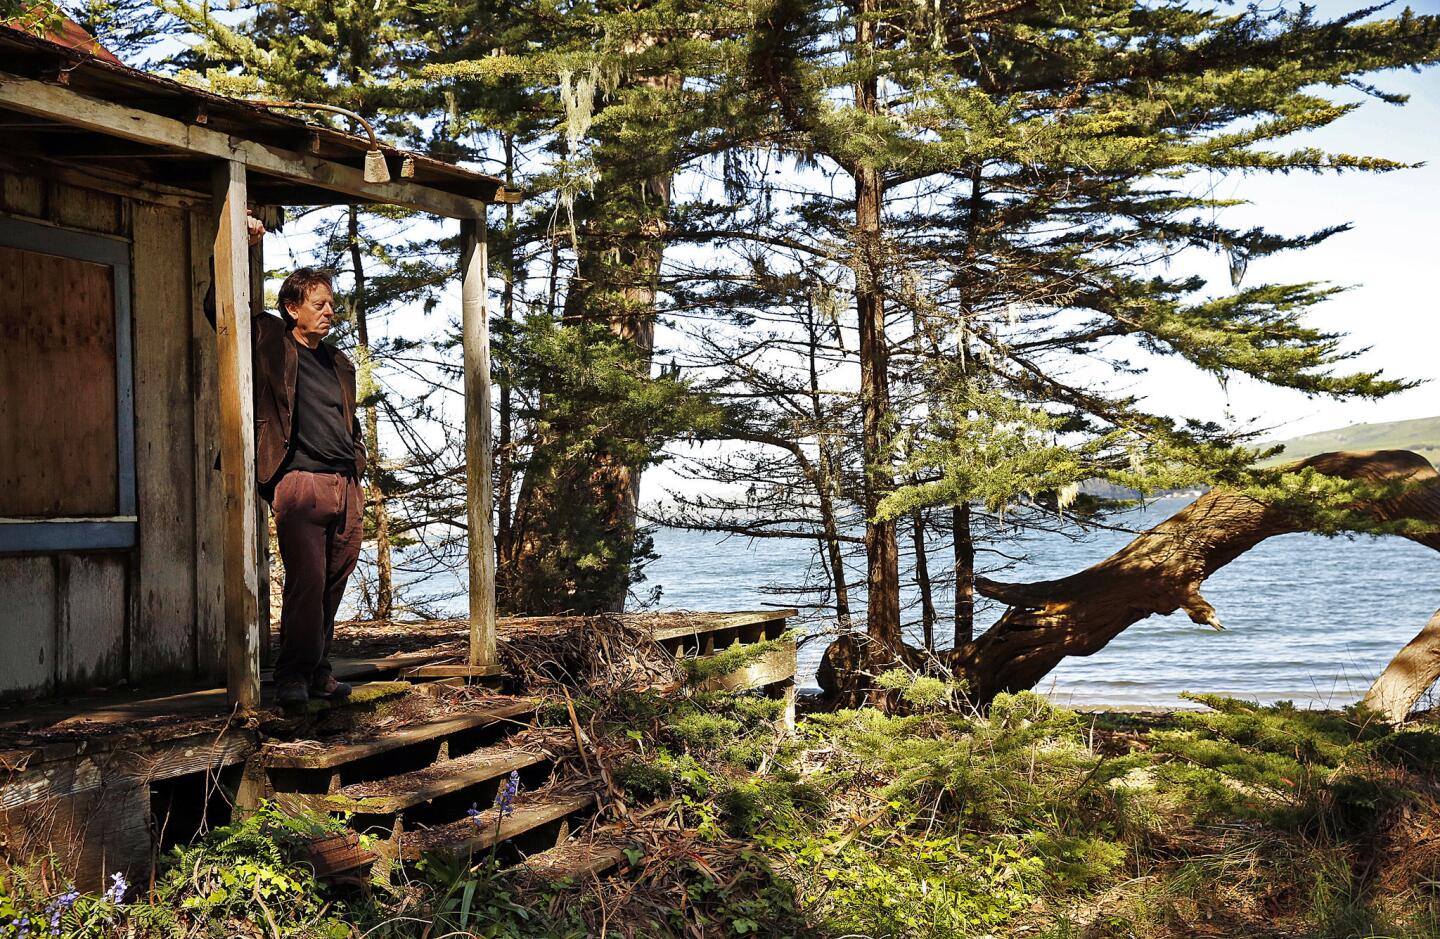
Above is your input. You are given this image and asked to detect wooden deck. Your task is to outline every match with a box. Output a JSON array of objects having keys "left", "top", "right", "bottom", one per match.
[{"left": 0, "top": 610, "right": 801, "bottom": 888}]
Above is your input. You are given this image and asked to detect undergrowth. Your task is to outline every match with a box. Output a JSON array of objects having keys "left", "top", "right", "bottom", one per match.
[{"left": 7, "top": 686, "right": 1440, "bottom": 937}]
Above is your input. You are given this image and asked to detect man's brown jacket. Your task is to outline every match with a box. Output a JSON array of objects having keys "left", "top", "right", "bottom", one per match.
[{"left": 252, "top": 313, "right": 367, "bottom": 499}]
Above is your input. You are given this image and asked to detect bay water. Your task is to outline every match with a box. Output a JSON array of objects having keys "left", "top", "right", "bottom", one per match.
[{"left": 640, "top": 498, "right": 1440, "bottom": 709}]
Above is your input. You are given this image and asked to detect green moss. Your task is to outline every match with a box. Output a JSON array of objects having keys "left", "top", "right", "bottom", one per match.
[{"left": 680, "top": 632, "right": 798, "bottom": 685}]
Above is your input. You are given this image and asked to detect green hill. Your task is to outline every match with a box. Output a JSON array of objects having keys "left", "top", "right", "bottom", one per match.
[{"left": 1260, "top": 415, "right": 1440, "bottom": 468}]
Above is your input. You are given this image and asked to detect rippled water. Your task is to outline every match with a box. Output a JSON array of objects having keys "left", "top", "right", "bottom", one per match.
[{"left": 642, "top": 498, "right": 1440, "bottom": 709}]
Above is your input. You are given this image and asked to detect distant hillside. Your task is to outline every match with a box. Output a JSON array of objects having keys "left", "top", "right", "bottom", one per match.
[{"left": 1261, "top": 415, "right": 1440, "bottom": 468}]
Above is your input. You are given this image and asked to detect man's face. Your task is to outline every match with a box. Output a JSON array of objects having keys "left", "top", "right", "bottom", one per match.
[{"left": 288, "top": 283, "right": 335, "bottom": 340}]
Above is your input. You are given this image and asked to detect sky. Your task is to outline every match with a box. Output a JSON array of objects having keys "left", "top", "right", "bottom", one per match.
[
  {"left": 1127, "top": 4, "right": 1440, "bottom": 441},
  {"left": 1134, "top": 8, "right": 1440, "bottom": 440}
]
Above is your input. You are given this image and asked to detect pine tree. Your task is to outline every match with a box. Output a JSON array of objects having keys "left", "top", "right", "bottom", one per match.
[{"left": 412, "top": 0, "right": 784, "bottom": 614}]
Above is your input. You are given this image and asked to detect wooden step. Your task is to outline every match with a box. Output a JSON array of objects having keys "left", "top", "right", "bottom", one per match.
[
  {"left": 291, "top": 680, "right": 413, "bottom": 715},
  {"left": 263, "top": 698, "right": 536, "bottom": 770},
  {"left": 287, "top": 742, "right": 553, "bottom": 815},
  {"left": 511, "top": 839, "right": 628, "bottom": 882},
  {"left": 379, "top": 791, "right": 596, "bottom": 861},
  {"left": 400, "top": 663, "right": 503, "bottom": 681}
]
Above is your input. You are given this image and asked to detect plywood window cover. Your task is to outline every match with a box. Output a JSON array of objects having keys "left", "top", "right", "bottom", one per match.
[{"left": 0, "top": 214, "right": 135, "bottom": 553}]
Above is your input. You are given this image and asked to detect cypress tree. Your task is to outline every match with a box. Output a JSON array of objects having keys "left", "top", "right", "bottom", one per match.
[{"left": 681, "top": 0, "right": 1440, "bottom": 687}]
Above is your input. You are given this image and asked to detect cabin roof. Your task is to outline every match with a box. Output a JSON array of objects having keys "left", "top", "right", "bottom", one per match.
[{"left": 0, "top": 26, "right": 517, "bottom": 214}]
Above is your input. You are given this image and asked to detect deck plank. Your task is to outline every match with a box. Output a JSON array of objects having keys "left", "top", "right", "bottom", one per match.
[
  {"left": 648, "top": 610, "right": 797, "bottom": 642},
  {"left": 281, "top": 743, "right": 552, "bottom": 815},
  {"left": 381, "top": 791, "right": 595, "bottom": 861},
  {"left": 262, "top": 699, "right": 535, "bottom": 770}
]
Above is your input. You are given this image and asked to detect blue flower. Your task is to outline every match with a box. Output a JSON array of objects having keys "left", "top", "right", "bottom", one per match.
[
  {"left": 106, "top": 871, "right": 128, "bottom": 905},
  {"left": 494, "top": 769, "right": 521, "bottom": 819},
  {"left": 466, "top": 802, "right": 484, "bottom": 829},
  {"left": 44, "top": 886, "right": 79, "bottom": 931}
]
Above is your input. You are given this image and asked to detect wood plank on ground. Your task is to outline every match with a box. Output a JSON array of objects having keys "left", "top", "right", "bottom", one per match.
[
  {"left": 400, "top": 663, "right": 503, "bottom": 680},
  {"left": 0, "top": 650, "right": 451, "bottom": 732},
  {"left": 513, "top": 840, "right": 628, "bottom": 881}
]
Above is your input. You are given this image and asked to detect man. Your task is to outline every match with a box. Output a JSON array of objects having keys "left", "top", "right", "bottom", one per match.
[{"left": 254, "top": 267, "right": 367, "bottom": 708}]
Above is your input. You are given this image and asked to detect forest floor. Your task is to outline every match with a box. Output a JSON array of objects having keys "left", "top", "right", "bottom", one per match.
[{"left": 6, "top": 616, "right": 1440, "bottom": 938}]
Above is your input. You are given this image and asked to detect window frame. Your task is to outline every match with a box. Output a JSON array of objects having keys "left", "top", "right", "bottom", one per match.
[{"left": 0, "top": 214, "right": 136, "bottom": 553}]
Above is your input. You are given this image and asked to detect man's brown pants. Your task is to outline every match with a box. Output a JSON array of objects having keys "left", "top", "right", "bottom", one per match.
[{"left": 272, "top": 470, "right": 363, "bottom": 689}]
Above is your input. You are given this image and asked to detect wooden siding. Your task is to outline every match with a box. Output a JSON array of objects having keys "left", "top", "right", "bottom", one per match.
[
  {"left": 130, "top": 203, "right": 197, "bottom": 677},
  {"left": 0, "top": 171, "right": 124, "bottom": 235},
  {"left": 0, "top": 556, "right": 58, "bottom": 697},
  {"left": 190, "top": 211, "right": 226, "bottom": 678},
  {"left": 0, "top": 552, "right": 130, "bottom": 703},
  {"left": 56, "top": 554, "right": 127, "bottom": 687},
  {"left": 0, "top": 170, "right": 238, "bottom": 697}
]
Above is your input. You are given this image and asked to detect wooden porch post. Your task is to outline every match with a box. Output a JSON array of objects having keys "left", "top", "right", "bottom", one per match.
[
  {"left": 461, "top": 216, "right": 498, "bottom": 669},
  {"left": 212, "top": 160, "right": 261, "bottom": 709},
  {"left": 250, "top": 225, "right": 273, "bottom": 670}
]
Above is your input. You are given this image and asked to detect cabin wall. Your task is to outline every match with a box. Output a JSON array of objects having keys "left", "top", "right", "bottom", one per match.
[{"left": 0, "top": 167, "right": 227, "bottom": 701}]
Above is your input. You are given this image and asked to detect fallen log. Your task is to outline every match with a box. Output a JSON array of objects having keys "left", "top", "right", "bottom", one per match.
[{"left": 820, "top": 450, "right": 1440, "bottom": 720}]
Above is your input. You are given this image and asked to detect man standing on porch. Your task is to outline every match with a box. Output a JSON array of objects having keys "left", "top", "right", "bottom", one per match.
[{"left": 253, "top": 267, "right": 367, "bottom": 708}]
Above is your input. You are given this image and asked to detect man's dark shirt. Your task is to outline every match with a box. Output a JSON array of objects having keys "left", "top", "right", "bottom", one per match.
[{"left": 283, "top": 336, "right": 356, "bottom": 475}]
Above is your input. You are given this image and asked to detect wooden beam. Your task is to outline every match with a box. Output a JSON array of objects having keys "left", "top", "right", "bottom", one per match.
[
  {"left": 0, "top": 75, "right": 498, "bottom": 217},
  {"left": 250, "top": 233, "right": 273, "bottom": 670},
  {"left": 461, "top": 217, "right": 497, "bottom": 670},
  {"left": 211, "top": 160, "right": 261, "bottom": 711}
]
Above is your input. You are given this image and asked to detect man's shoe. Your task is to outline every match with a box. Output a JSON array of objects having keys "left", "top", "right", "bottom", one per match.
[
  {"left": 277, "top": 682, "right": 309, "bottom": 709},
  {"left": 311, "top": 673, "right": 353, "bottom": 700}
]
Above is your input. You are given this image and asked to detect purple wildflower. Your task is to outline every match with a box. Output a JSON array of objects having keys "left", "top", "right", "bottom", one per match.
[
  {"left": 44, "top": 887, "right": 79, "bottom": 931},
  {"left": 466, "top": 802, "right": 484, "bottom": 829},
  {"left": 14, "top": 915, "right": 30, "bottom": 939},
  {"left": 494, "top": 769, "right": 521, "bottom": 818},
  {"left": 105, "top": 871, "right": 128, "bottom": 905}
]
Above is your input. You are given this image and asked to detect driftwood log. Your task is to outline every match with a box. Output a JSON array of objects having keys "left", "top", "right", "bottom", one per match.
[{"left": 820, "top": 450, "right": 1440, "bottom": 721}]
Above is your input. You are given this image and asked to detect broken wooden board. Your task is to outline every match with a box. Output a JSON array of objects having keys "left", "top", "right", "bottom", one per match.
[
  {"left": 379, "top": 791, "right": 595, "bottom": 861},
  {"left": 512, "top": 839, "right": 628, "bottom": 882},
  {"left": 690, "top": 638, "right": 798, "bottom": 730}
]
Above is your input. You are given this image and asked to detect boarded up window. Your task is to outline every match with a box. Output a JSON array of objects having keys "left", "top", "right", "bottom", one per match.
[{"left": 0, "top": 245, "right": 119, "bottom": 517}]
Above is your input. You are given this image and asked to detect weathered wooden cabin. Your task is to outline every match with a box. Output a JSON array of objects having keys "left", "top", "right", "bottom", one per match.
[{"left": 0, "top": 25, "right": 510, "bottom": 709}]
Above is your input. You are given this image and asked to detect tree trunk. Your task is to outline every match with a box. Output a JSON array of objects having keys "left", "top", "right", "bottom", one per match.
[
  {"left": 348, "top": 206, "right": 392, "bottom": 620},
  {"left": 953, "top": 502, "right": 974, "bottom": 645},
  {"left": 1365, "top": 607, "right": 1440, "bottom": 722},
  {"left": 505, "top": 73, "right": 680, "bottom": 614},
  {"left": 913, "top": 507, "right": 936, "bottom": 651},
  {"left": 850, "top": 0, "right": 901, "bottom": 659},
  {"left": 497, "top": 133, "right": 517, "bottom": 560},
  {"left": 805, "top": 304, "right": 853, "bottom": 630},
  {"left": 819, "top": 450, "right": 1440, "bottom": 712}
]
